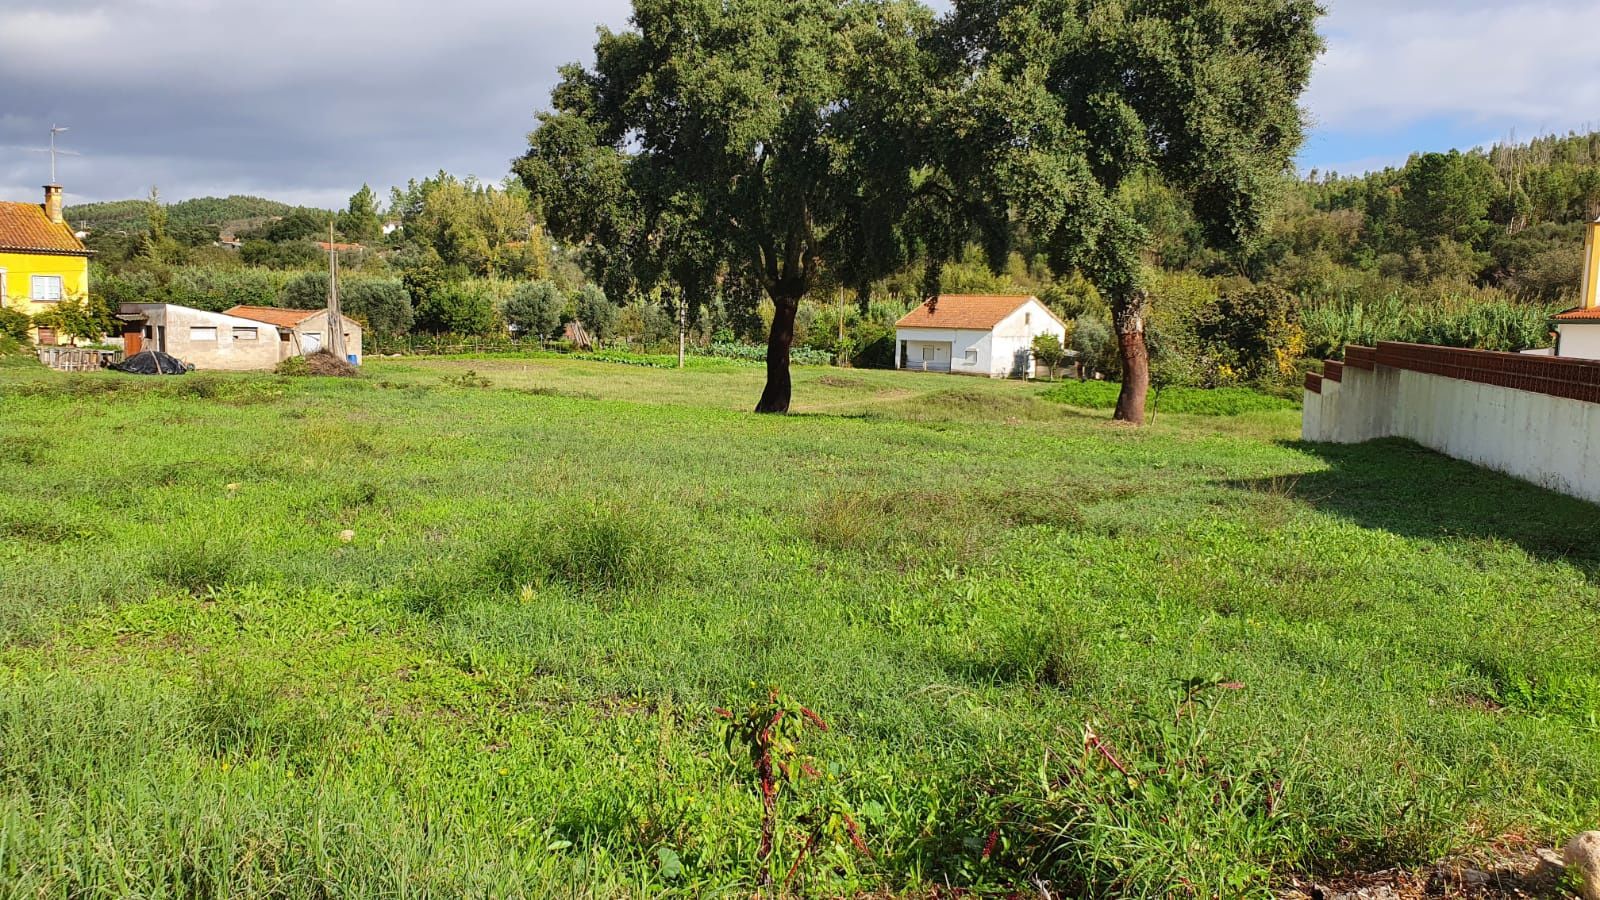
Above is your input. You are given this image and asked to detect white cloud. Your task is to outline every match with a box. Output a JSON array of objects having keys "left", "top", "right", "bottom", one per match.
[{"left": 1307, "top": 0, "right": 1600, "bottom": 133}]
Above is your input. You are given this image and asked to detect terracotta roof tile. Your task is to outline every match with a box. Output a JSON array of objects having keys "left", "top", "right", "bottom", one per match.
[
  {"left": 895, "top": 295, "right": 1039, "bottom": 330},
  {"left": 226, "top": 305, "right": 319, "bottom": 327},
  {"left": 0, "top": 202, "right": 90, "bottom": 256},
  {"left": 1554, "top": 307, "right": 1600, "bottom": 322}
]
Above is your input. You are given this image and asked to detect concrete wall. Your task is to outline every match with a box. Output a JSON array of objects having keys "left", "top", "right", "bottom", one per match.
[
  {"left": 1305, "top": 356, "right": 1600, "bottom": 504},
  {"left": 123, "top": 303, "right": 284, "bottom": 371},
  {"left": 1557, "top": 323, "right": 1600, "bottom": 361},
  {"left": 280, "top": 310, "right": 364, "bottom": 363}
]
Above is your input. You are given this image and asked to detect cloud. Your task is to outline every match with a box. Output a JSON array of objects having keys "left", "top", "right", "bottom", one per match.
[
  {"left": 1306, "top": 0, "right": 1600, "bottom": 134},
  {"left": 2, "top": 0, "right": 1596, "bottom": 204},
  {"left": 0, "top": 0, "right": 635, "bottom": 206}
]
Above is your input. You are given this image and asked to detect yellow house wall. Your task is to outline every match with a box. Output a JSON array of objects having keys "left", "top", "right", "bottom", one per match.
[{"left": 0, "top": 251, "right": 91, "bottom": 324}]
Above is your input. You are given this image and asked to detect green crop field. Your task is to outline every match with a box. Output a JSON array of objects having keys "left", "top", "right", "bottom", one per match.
[{"left": 1, "top": 357, "right": 1597, "bottom": 897}]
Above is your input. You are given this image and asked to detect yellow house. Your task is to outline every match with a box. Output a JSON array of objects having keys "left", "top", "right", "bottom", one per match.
[{"left": 0, "top": 185, "right": 92, "bottom": 345}]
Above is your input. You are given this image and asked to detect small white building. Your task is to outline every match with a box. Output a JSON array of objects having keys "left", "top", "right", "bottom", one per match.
[
  {"left": 1554, "top": 219, "right": 1600, "bottom": 360},
  {"left": 895, "top": 294, "right": 1068, "bottom": 378}
]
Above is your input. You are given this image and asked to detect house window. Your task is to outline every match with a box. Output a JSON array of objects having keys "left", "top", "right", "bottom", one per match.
[
  {"left": 191, "top": 326, "right": 218, "bottom": 341},
  {"left": 232, "top": 327, "right": 258, "bottom": 341},
  {"left": 922, "top": 346, "right": 936, "bottom": 361},
  {"left": 964, "top": 348, "right": 978, "bottom": 364},
  {"left": 0, "top": 269, "right": 7, "bottom": 300},
  {"left": 1024, "top": 312, "right": 1032, "bottom": 326},
  {"left": 31, "top": 275, "right": 63, "bottom": 301}
]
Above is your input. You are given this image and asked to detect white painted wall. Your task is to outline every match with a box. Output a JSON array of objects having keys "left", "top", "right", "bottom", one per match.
[
  {"left": 122, "top": 303, "right": 284, "bottom": 371},
  {"left": 1305, "top": 366, "right": 1600, "bottom": 504},
  {"left": 1557, "top": 323, "right": 1600, "bottom": 361},
  {"left": 895, "top": 299, "right": 1067, "bottom": 378}
]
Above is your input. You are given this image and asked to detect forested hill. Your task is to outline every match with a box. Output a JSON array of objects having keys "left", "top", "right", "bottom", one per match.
[{"left": 64, "top": 195, "right": 311, "bottom": 236}]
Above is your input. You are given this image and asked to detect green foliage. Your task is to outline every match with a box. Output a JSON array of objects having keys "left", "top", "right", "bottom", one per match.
[
  {"left": 337, "top": 184, "right": 383, "bottom": 244},
  {"left": 1191, "top": 285, "right": 1305, "bottom": 385},
  {"left": 1031, "top": 333, "right": 1067, "bottom": 381},
  {"left": 31, "top": 295, "right": 115, "bottom": 345},
  {"left": 388, "top": 173, "right": 541, "bottom": 277},
  {"left": 343, "top": 280, "right": 414, "bottom": 338},
  {"left": 1300, "top": 286, "right": 1561, "bottom": 358},
  {"left": 240, "top": 239, "right": 320, "bottom": 269},
  {"left": 66, "top": 195, "right": 299, "bottom": 236},
  {"left": 488, "top": 501, "right": 672, "bottom": 593},
  {"left": 0, "top": 307, "right": 31, "bottom": 343},
  {"left": 573, "top": 284, "right": 617, "bottom": 341},
  {"left": 414, "top": 282, "right": 498, "bottom": 336},
  {"left": 170, "top": 266, "right": 284, "bottom": 312},
  {"left": 281, "top": 272, "right": 331, "bottom": 310},
  {"left": 502, "top": 281, "right": 565, "bottom": 339}
]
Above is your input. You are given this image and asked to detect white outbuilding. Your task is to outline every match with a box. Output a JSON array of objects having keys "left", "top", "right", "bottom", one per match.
[{"left": 895, "top": 294, "right": 1068, "bottom": 378}]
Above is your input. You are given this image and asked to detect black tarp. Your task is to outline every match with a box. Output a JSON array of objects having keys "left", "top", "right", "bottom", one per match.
[{"left": 114, "top": 351, "right": 191, "bottom": 375}]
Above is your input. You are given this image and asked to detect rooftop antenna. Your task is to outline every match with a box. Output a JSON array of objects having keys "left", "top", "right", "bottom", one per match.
[{"left": 48, "top": 125, "right": 70, "bottom": 183}]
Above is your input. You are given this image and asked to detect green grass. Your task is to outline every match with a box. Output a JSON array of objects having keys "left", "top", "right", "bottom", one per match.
[
  {"left": 1043, "top": 379, "right": 1299, "bottom": 416},
  {"left": 1, "top": 357, "right": 1597, "bottom": 897}
]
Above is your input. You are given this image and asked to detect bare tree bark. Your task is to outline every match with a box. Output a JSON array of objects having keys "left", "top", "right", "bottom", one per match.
[
  {"left": 1112, "top": 290, "right": 1150, "bottom": 425},
  {"left": 756, "top": 292, "right": 800, "bottom": 414}
]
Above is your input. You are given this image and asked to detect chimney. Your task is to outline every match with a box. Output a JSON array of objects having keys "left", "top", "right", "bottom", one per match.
[
  {"left": 1583, "top": 218, "right": 1600, "bottom": 310},
  {"left": 43, "top": 184, "right": 64, "bottom": 226}
]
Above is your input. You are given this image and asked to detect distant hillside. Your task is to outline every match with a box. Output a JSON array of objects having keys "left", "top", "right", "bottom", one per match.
[{"left": 64, "top": 195, "right": 316, "bottom": 236}]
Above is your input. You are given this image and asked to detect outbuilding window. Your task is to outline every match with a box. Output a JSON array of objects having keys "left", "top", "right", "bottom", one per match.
[
  {"left": 31, "top": 275, "right": 63, "bottom": 301},
  {"left": 964, "top": 349, "right": 978, "bottom": 364},
  {"left": 233, "top": 327, "right": 259, "bottom": 341},
  {"left": 191, "top": 326, "right": 218, "bottom": 341}
]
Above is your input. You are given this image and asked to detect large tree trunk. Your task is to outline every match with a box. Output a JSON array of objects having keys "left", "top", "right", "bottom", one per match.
[
  {"left": 1112, "top": 291, "right": 1150, "bottom": 425},
  {"left": 756, "top": 292, "right": 800, "bottom": 414}
]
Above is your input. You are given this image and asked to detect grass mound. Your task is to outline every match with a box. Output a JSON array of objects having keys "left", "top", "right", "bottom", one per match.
[
  {"left": 1042, "top": 380, "right": 1297, "bottom": 415},
  {"left": 487, "top": 500, "right": 674, "bottom": 593}
]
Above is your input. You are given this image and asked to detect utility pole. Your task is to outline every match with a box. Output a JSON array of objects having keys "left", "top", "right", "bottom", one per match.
[{"left": 326, "top": 222, "right": 348, "bottom": 362}]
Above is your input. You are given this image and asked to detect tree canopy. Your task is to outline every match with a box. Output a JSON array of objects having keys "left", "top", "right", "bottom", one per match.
[{"left": 519, "top": 0, "right": 936, "bottom": 412}]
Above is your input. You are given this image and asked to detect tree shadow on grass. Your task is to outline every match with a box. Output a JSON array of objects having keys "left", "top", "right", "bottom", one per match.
[{"left": 1226, "top": 438, "right": 1600, "bottom": 581}]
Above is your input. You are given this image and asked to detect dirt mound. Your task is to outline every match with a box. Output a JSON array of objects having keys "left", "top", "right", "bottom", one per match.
[{"left": 278, "top": 350, "right": 358, "bottom": 377}]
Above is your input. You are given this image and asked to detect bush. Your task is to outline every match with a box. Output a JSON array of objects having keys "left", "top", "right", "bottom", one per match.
[
  {"left": 169, "top": 266, "right": 283, "bottom": 312},
  {"left": 280, "top": 272, "right": 330, "bottom": 310},
  {"left": 343, "top": 280, "right": 413, "bottom": 337},
  {"left": 573, "top": 284, "right": 617, "bottom": 341},
  {"left": 502, "top": 281, "right": 564, "bottom": 339},
  {"left": 0, "top": 307, "right": 30, "bottom": 342},
  {"left": 415, "top": 282, "right": 498, "bottom": 336}
]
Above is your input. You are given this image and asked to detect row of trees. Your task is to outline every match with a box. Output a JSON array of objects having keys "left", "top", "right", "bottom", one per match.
[{"left": 518, "top": 0, "right": 1324, "bottom": 419}]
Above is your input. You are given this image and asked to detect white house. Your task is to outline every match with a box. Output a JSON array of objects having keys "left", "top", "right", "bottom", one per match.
[
  {"left": 895, "top": 294, "right": 1068, "bottom": 378},
  {"left": 1554, "top": 219, "right": 1600, "bottom": 360}
]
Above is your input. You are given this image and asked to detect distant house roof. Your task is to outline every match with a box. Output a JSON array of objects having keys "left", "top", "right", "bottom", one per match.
[
  {"left": 896, "top": 295, "right": 1044, "bottom": 331},
  {"left": 0, "top": 201, "right": 91, "bottom": 256},
  {"left": 1554, "top": 307, "right": 1600, "bottom": 322},
  {"left": 226, "top": 305, "right": 321, "bottom": 328},
  {"left": 314, "top": 241, "right": 364, "bottom": 252}
]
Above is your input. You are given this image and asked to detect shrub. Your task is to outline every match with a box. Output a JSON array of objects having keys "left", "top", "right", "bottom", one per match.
[
  {"left": 280, "top": 272, "right": 330, "bottom": 310},
  {"left": 343, "top": 280, "right": 413, "bottom": 337},
  {"left": 573, "top": 284, "right": 618, "bottom": 341},
  {"left": 169, "top": 266, "right": 283, "bottom": 312},
  {"left": 503, "top": 281, "right": 564, "bottom": 339},
  {"left": 415, "top": 282, "right": 498, "bottom": 336},
  {"left": 0, "top": 307, "right": 30, "bottom": 342}
]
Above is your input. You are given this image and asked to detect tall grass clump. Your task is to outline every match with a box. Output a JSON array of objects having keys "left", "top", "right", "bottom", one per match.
[
  {"left": 1300, "top": 285, "right": 1562, "bottom": 359},
  {"left": 487, "top": 500, "right": 674, "bottom": 593},
  {"left": 148, "top": 537, "right": 236, "bottom": 596}
]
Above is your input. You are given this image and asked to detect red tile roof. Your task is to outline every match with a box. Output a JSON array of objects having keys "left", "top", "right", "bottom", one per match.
[
  {"left": 896, "top": 295, "right": 1041, "bottom": 330},
  {"left": 226, "top": 305, "right": 319, "bottom": 327},
  {"left": 1553, "top": 306, "right": 1600, "bottom": 322},
  {"left": 0, "top": 202, "right": 90, "bottom": 256}
]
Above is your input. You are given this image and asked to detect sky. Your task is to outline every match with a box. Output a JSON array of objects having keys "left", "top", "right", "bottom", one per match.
[{"left": 1, "top": 0, "right": 1597, "bottom": 210}]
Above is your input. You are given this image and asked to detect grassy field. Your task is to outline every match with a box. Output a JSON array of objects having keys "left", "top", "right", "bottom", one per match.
[{"left": 1, "top": 356, "right": 1597, "bottom": 897}]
